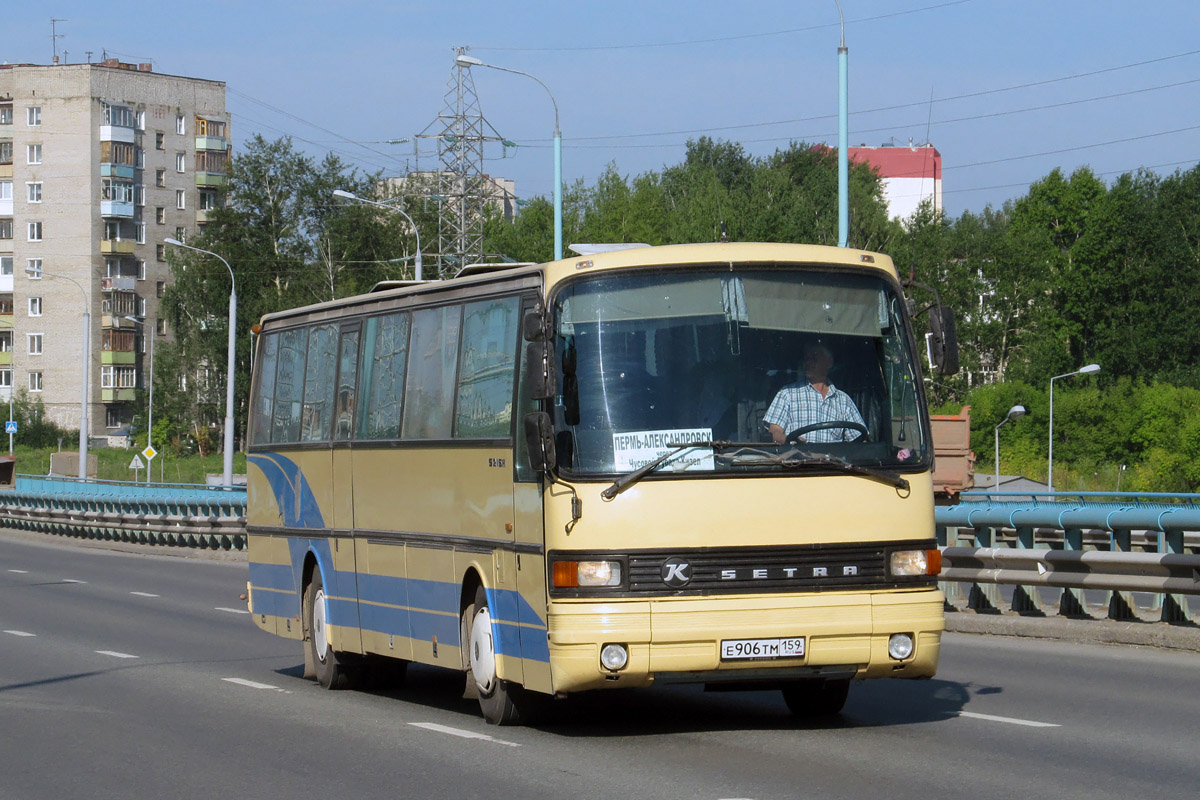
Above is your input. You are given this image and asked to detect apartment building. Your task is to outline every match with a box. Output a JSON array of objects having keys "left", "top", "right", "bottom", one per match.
[
  {"left": 849, "top": 142, "right": 942, "bottom": 221},
  {"left": 0, "top": 60, "right": 228, "bottom": 439}
]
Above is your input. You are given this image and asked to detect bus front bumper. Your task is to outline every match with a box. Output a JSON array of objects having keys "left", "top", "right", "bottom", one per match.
[{"left": 545, "top": 589, "right": 944, "bottom": 693}]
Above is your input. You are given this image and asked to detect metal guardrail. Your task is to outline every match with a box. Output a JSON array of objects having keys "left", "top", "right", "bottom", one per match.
[
  {"left": 0, "top": 474, "right": 247, "bottom": 551},
  {"left": 937, "top": 491, "right": 1200, "bottom": 624}
]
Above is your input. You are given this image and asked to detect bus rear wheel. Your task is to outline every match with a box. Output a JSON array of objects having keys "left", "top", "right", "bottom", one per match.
[
  {"left": 467, "top": 584, "right": 530, "bottom": 725},
  {"left": 304, "top": 569, "right": 359, "bottom": 691},
  {"left": 781, "top": 678, "right": 850, "bottom": 718}
]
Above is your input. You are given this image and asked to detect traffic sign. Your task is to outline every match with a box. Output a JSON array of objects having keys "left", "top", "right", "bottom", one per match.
[
  {"left": 129, "top": 454, "right": 145, "bottom": 470},
  {"left": 4, "top": 421, "right": 16, "bottom": 434},
  {"left": 142, "top": 445, "right": 158, "bottom": 461}
]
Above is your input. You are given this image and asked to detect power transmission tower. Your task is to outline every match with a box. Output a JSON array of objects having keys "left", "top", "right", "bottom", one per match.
[{"left": 416, "top": 47, "right": 508, "bottom": 277}]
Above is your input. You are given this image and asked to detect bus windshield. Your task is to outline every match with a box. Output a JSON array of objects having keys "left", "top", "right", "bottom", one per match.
[{"left": 551, "top": 266, "right": 929, "bottom": 476}]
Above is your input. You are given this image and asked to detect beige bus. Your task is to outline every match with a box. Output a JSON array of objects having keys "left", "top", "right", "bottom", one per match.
[{"left": 244, "top": 242, "right": 948, "bottom": 725}]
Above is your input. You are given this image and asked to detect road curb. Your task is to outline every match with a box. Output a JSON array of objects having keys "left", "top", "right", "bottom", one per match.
[{"left": 945, "top": 610, "right": 1200, "bottom": 653}]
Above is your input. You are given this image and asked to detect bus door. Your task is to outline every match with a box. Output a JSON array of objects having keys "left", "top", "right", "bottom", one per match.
[{"left": 331, "top": 322, "right": 363, "bottom": 654}]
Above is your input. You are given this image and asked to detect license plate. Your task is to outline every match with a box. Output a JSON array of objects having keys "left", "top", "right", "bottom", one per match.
[{"left": 720, "top": 637, "right": 806, "bottom": 661}]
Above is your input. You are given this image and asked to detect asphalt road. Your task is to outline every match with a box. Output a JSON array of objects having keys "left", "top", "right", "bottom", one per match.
[{"left": 3, "top": 532, "right": 1199, "bottom": 800}]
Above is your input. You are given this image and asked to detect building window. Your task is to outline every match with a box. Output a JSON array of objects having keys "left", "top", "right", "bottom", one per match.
[
  {"left": 26, "top": 259, "right": 42, "bottom": 278},
  {"left": 176, "top": 114, "right": 185, "bottom": 135},
  {"left": 174, "top": 226, "right": 186, "bottom": 242},
  {"left": 199, "top": 190, "right": 218, "bottom": 210},
  {"left": 101, "top": 141, "right": 135, "bottom": 165},
  {"left": 0, "top": 105, "right": 11, "bottom": 125},
  {"left": 28, "top": 297, "right": 42, "bottom": 317},
  {"left": 0, "top": 181, "right": 10, "bottom": 200},
  {"left": 176, "top": 152, "right": 185, "bottom": 173},
  {"left": 27, "top": 222, "right": 42, "bottom": 242},
  {"left": 0, "top": 331, "right": 10, "bottom": 352},
  {"left": 157, "top": 317, "right": 167, "bottom": 336},
  {"left": 26, "top": 182, "right": 42, "bottom": 203},
  {"left": 156, "top": 280, "right": 165, "bottom": 298},
  {"left": 155, "top": 169, "right": 165, "bottom": 188},
  {"left": 0, "top": 369, "right": 10, "bottom": 389},
  {"left": 101, "top": 103, "right": 136, "bottom": 128},
  {"left": 156, "top": 244, "right": 166, "bottom": 262},
  {"left": 135, "top": 147, "right": 145, "bottom": 169},
  {"left": 136, "top": 222, "right": 146, "bottom": 244},
  {"left": 26, "top": 144, "right": 42, "bottom": 165},
  {"left": 28, "top": 372, "right": 42, "bottom": 392},
  {"left": 138, "top": 260, "right": 146, "bottom": 280},
  {"left": 27, "top": 333, "right": 42, "bottom": 355},
  {"left": 155, "top": 207, "right": 165, "bottom": 225},
  {"left": 195, "top": 118, "right": 226, "bottom": 138},
  {"left": 155, "top": 131, "right": 164, "bottom": 150},
  {"left": 175, "top": 189, "right": 186, "bottom": 210},
  {"left": 135, "top": 184, "right": 145, "bottom": 207},
  {"left": 0, "top": 141, "right": 11, "bottom": 165},
  {"left": 138, "top": 295, "right": 146, "bottom": 316},
  {"left": 136, "top": 110, "right": 146, "bottom": 131},
  {"left": 0, "top": 257, "right": 11, "bottom": 276},
  {"left": 0, "top": 220, "right": 12, "bottom": 239},
  {"left": 101, "top": 365, "right": 115, "bottom": 389},
  {"left": 27, "top": 107, "right": 41, "bottom": 127}
]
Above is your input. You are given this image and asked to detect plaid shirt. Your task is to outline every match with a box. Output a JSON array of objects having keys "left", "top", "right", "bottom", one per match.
[{"left": 763, "top": 381, "right": 866, "bottom": 443}]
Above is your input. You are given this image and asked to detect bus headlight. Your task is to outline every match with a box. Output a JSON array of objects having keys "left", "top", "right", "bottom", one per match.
[
  {"left": 600, "top": 643, "right": 629, "bottom": 671},
  {"left": 889, "top": 549, "right": 942, "bottom": 576},
  {"left": 553, "top": 560, "right": 623, "bottom": 588},
  {"left": 888, "top": 633, "right": 915, "bottom": 660}
]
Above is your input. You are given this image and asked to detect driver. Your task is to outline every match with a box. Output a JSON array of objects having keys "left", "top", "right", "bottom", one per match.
[{"left": 765, "top": 343, "right": 866, "bottom": 444}]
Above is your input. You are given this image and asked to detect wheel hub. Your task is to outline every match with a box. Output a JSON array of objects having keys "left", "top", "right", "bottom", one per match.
[
  {"left": 470, "top": 606, "right": 496, "bottom": 694},
  {"left": 313, "top": 588, "right": 329, "bottom": 664}
]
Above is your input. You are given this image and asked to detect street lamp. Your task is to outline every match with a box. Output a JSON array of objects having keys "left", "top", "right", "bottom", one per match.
[
  {"left": 124, "top": 315, "right": 154, "bottom": 483},
  {"left": 454, "top": 53, "right": 563, "bottom": 262},
  {"left": 833, "top": 0, "right": 849, "bottom": 248},
  {"left": 164, "top": 238, "right": 236, "bottom": 489},
  {"left": 25, "top": 267, "right": 89, "bottom": 480},
  {"left": 1048, "top": 363, "right": 1100, "bottom": 493},
  {"left": 332, "top": 190, "right": 424, "bottom": 281},
  {"left": 994, "top": 405, "right": 1026, "bottom": 490}
]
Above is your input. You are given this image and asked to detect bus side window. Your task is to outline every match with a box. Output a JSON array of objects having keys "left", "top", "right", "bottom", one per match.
[
  {"left": 358, "top": 312, "right": 410, "bottom": 440},
  {"left": 272, "top": 327, "right": 308, "bottom": 444},
  {"left": 301, "top": 324, "right": 338, "bottom": 442},
  {"left": 401, "top": 305, "right": 462, "bottom": 440},
  {"left": 334, "top": 328, "right": 359, "bottom": 441},
  {"left": 455, "top": 296, "right": 520, "bottom": 439},
  {"left": 250, "top": 332, "right": 279, "bottom": 445}
]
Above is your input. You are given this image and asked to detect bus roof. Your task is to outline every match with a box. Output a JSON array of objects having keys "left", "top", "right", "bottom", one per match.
[{"left": 257, "top": 242, "right": 897, "bottom": 327}]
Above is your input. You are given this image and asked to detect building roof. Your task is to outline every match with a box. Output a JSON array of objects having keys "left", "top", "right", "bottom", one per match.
[{"left": 849, "top": 145, "right": 942, "bottom": 181}]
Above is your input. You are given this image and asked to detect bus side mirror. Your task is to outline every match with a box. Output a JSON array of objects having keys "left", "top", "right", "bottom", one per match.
[
  {"left": 523, "top": 306, "right": 550, "bottom": 342},
  {"left": 525, "top": 341, "right": 556, "bottom": 400},
  {"left": 524, "top": 412, "right": 556, "bottom": 472},
  {"left": 929, "top": 305, "right": 960, "bottom": 375}
]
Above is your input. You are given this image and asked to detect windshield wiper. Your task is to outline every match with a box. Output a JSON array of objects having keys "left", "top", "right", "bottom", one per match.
[
  {"left": 601, "top": 440, "right": 746, "bottom": 500},
  {"left": 774, "top": 449, "right": 910, "bottom": 491}
]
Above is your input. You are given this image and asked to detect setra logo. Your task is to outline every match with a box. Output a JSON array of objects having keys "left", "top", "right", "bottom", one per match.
[{"left": 661, "top": 557, "right": 692, "bottom": 588}]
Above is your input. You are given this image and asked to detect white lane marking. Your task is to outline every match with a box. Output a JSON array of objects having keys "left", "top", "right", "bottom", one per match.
[
  {"left": 130, "top": 592, "right": 160, "bottom": 598},
  {"left": 95, "top": 650, "right": 139, "bottom": 659},
  {"left": 63, "top": 579, "right": 87, "bottom": 584},
  {"left": 954, "top": 710, "right": 1060, "bottom": 728},
  {"left": 408, "top": 722, "right": 521, "bottom": 747},
  {"left": 222, "top": 677, "right": 289, "bottom": 693},
  {"left": 8, "top": 569, "right": 29, "bottom": 574},
  {"left": 4, "top": 630, "right": 36, "bottom": 637},
  {"left": 215, "top": 607, "right": 251, "bottom": 615}
]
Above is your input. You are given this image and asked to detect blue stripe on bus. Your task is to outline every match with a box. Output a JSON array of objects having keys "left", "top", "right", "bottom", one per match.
[
  {"left": 249, "top": 554, "right": 549, "bottom": 663},
  {"left": 246, "top": 453, "right": 326, "bottom": 529}
]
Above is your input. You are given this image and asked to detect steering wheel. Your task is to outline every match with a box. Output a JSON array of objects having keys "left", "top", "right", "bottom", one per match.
[{"left": 785, "top": 420, "right": 868, "bottom": 443}]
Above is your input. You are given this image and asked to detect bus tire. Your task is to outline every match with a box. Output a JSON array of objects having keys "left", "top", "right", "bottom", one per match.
[
  {"left": 467, "top": 584, "right": 527, "bottom": 725},
  {"left": 304, "top": 569, "right": 359, "bottom": 691},
  {"left": 781, "top": 678, "right": 850, "bottom": 718}
]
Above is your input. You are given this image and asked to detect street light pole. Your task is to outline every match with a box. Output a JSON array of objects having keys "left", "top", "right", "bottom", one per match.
[
  {"left": 1048, "top": 363, "right": 1100, "bottom": 493},
  {"left": 124, "top": 315, "right": 154, "bottom": 483},
  {"left": 454, "top": 54, "right": 563, "bottom": 261},
  {"left": 834, "top": 0, "right": 849, "bottom": 248},
  {"left": 994, "top": 405, "right": 1026, "bottom": 489},
  {"left": 26, "top": 267, "right": 89, "bottom": 480},
  {"left": 332, "top": 190, "right": 424, "bottom": 280},
  {"left": 164, "top": 238, "right": 236, "bottom": 488}
]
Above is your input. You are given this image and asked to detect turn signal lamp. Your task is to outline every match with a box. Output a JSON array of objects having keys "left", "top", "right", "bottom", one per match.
[{"left": 553, "top": 560, "right": 622, "bottom": 588}]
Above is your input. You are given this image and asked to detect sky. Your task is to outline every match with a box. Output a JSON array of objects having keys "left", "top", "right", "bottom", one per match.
[{"left": 6, "top": 0, "right": 1200, "bottom": 220}]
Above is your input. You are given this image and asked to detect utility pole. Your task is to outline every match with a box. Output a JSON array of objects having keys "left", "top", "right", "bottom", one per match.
[{"left": 416, "top": 47, "right": 509, "bottom": 276}]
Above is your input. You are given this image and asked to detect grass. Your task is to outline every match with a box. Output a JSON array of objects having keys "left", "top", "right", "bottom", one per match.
[{"left": 12, "top": 445, "right": 247, "bottom": 485}]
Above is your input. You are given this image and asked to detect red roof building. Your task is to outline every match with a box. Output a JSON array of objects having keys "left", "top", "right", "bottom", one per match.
[{"left": 849, "top": 144, "right": 942, "bottom": 221}]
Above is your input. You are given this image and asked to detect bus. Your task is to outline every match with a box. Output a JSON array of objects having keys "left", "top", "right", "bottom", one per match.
[{"left": 244, "top": 242, "right": 951, "bottom": 725}]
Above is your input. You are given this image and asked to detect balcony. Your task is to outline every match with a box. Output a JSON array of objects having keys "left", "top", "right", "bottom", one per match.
[
  {"left": 101, "top": 276, "right": 137, "bottom": 293},
  {"left": 101, "top": 200, "right": 135, "bottom": 219},
  {"left": 100, "top": 125, "right": 136, "bottom": 144},
  {"left": 195, "top": 135, "right": 226, "bottom": 151},
  {"left": 101, "top": 239, "right": 137, "bottom": 255},
  {"left": 100, "top": 163, "right": 137, "bottom": 180},
  {"left": 102, "top": 388, "right": 137, "bottom": 402},
  {"left": 0, "top": 164, "right": 11, "bottom": 180},
  {"left": 0, "top": 275, "right": 12, "bottom": 293},
  {"left": 195, "top": 172, "right": 227, "bottom": 188},
  {"left": 0, "top": 198, "right": 11, "bottom": 216},
  {"left": 0, "top": 351, "right": 10, "bottom": 367},
  {"left": 101, "top": 350, "right": 136, "bottom": 366}
]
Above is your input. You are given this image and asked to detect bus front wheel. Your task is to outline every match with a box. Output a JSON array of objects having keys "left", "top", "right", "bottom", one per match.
[
  {"left": 781, "top": 678, "right": 850, "bottom": 718},
  {"left": 467, "top": 584, "right": 528, "bottom": 725},
  {"left": 304, "top": 570, "right": 359, "bottom": 690}
]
